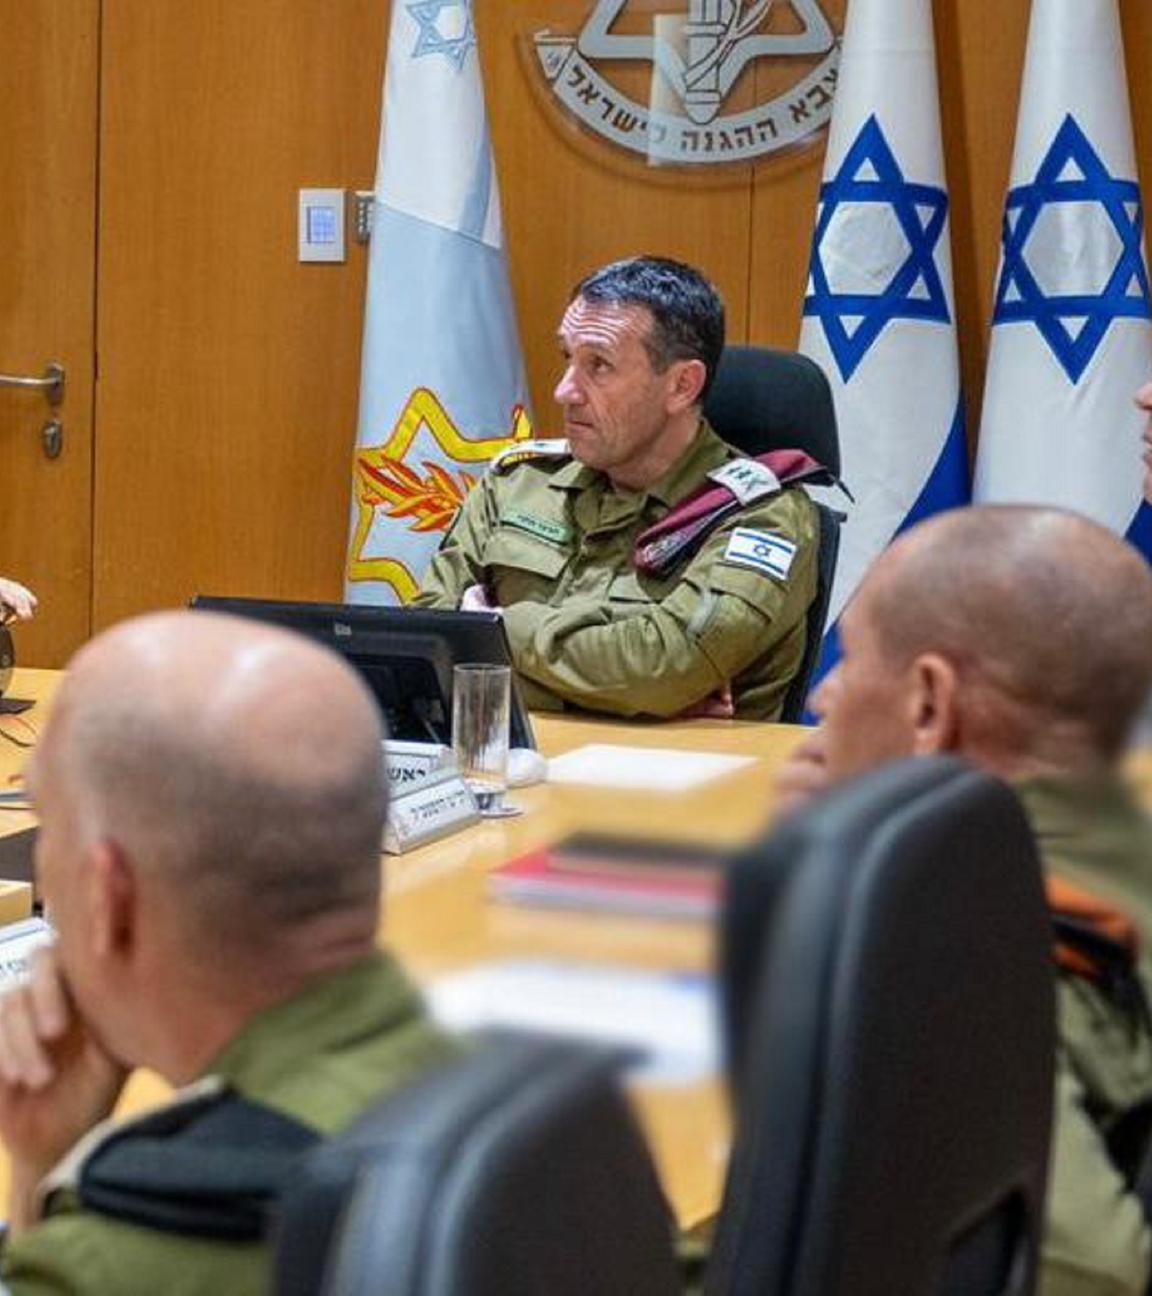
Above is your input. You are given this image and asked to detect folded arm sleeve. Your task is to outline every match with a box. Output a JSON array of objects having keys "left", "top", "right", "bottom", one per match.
[
  {"left": 412, "top": 480, "right": 495, "bottom": 609},
  {"left": 501, "top": 496, "right": 816, "bottom": 719}
]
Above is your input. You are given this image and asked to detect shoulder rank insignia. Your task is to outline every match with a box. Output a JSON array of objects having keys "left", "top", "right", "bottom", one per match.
[
  {"left": 490, "top": 438, "right": 571, "bottom": 474},
  {"left": 634, "top": 448, "right": 840, "bottom": 577}
]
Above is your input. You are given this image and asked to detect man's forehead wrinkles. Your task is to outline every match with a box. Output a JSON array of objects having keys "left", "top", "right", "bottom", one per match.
[{"left": 559, "top": 300, "right": 648, "bottom": 351}]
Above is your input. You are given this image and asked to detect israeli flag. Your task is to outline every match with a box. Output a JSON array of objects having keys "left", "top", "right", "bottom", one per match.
[
  {"left": 344, "top": 0, "right": 531, "bottom": 605},
  {"left": 800, "top": 0, "right": 968, "bottom": 691},
  {"left": 974, "top": 0, "right": 1152, "bottom": 558}
]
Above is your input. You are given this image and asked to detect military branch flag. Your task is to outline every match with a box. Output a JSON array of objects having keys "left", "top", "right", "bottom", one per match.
[
  {"left": 345, "top": 0, "right": 532, "bottom": 605},
  {"left": 974, "top": 0, "right": 1152, "bottom": 557},
  {"left": 799, "top": 0, "right": 968, "bottom": 694}
]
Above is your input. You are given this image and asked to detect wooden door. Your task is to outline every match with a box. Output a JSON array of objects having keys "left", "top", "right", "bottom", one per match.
[
  {"left": 0, "top": 3, "right": 98, "bottom": 666},
  {"left": 93, "top": 1, "right": 387, "bottom": 627}
]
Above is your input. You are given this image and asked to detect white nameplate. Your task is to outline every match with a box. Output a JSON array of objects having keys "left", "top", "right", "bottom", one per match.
[
  {"left": 0, "top": 916, "right": 53, "bottom": 987},
  {"left": 383, "top": 768, "right": 480, "bottom": 855},
  {"left": 384, "top": 740, "right": 456, "bottom": 793}
]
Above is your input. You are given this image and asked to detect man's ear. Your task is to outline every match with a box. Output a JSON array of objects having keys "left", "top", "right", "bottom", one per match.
[
  {"left": 666, "top": 358, "right": 707, "bottom": 414},
  {"left": 907, "top": 652, "right": 961, "bottom": 754},
  {"left": 87, "top": 839, "right": 138, "bottom": 962}
]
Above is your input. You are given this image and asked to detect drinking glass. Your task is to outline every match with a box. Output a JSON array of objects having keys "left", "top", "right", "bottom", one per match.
[{"left": 452, "top": 663, "right": 511, "bottom": 816}]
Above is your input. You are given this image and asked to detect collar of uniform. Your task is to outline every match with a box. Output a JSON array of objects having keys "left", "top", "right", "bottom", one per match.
[
  {"left": 546, "top": 457, "right": 599, "bottom": 492},
  {"left": 1015, "top": 771, "right": 1147, "bottom": 846},
  {"left": 645, "top": 418, "right": 733, "bottom": 507},
  {"left": 205, "top": 950, "right": 425, "bottom": 1095},
  {"left": 543, "top": 419, "right": 732, "bottom": 505}
]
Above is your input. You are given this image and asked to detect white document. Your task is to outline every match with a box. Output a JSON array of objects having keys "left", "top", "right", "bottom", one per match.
[
  {"left": 428, "top": 958, "right": 718, "bottom": 1086},
  {"left": 546, "top": 743, "right": 755, "bottom": 792}
]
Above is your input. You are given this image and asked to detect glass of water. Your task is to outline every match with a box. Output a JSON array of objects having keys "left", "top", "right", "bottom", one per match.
[{"left": 452, "top": 663, "right": 512, "bottom": 816}]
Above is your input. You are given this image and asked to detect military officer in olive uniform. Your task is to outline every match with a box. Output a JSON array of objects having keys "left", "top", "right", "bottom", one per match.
[
  {"left": 0, "top": 612, "right": 455, "bottom": 1294},
  {"left": 775, "top": 505, "right": 1152, "bottom": 1296},
  {"left": 417, "top": 256, "right": 824, "bottom": 721}
]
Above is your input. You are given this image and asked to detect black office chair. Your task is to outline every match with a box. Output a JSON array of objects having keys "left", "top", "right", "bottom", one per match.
[
  {"left": 707, "top": 756, "right": 1055, "bottom": 1296},
  {"left": 703, "top": 345, "right": 843, "bottom": 722},
  {"left": 273, "top": 1032, "right": 681, "bottom": 1296}
]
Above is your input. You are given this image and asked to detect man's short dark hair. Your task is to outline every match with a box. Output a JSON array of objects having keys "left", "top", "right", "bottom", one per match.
[{"left": 572, "top": 256, "right": 726, "bottom": 402}]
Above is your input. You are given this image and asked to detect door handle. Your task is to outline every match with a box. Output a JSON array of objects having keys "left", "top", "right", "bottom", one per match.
[{"left": 0, "top": 362, "right": 65, "bottom": 406}]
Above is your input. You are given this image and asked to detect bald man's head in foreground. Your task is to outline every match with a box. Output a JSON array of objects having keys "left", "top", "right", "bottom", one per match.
[
  {"left": 25, "top": 611, "right": 387, "bottom": 1077},
  {"left": 810, "top": 506, "right": 1152, "bottom": 786}
]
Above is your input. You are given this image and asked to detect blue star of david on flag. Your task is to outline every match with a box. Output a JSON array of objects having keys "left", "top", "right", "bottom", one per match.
[
  {"left": 993, "top": 114, "right": 1151, "bottom": 384},
  {"left": 408, "top": 0, "right": 475, "bottom": 71},
  {"left": 803, "top": 115, "right": 951, "bottom": 383}
]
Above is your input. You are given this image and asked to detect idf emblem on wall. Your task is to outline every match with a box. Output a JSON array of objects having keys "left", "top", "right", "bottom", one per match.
[{"left": 530, "top": 1, "right": 843, "bottom": 168}]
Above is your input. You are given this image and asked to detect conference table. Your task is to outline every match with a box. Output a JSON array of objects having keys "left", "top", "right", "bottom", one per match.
[{"left": 0, "top": 667, "right": 807, "bottom": 1228}]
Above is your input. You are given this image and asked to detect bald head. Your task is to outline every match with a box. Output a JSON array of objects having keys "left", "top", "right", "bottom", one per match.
[
  {"left": 35, "top": 611, "right": 387, "bottom": 972},
  {"left": 861, "top": 506, "right": 1152, "bottom": 763}
]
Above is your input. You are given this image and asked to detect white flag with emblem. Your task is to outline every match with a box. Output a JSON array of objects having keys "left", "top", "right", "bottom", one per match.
[
  {"left": 799, "top": 0, "right": 969, "bottom": 694},
  {"left": 344, "top": 0, "right": 531, "bottom": 605},
  {"left": 973, "top": 0, "right": 1152, "bottom": 559}
]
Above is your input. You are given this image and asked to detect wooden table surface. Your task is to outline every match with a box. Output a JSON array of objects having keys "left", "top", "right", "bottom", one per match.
[{"left": 0, "top": 669, "right": 805, "bottom": 1227}]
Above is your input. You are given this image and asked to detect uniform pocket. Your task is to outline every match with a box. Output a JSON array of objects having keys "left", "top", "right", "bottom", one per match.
[{"left": 482, "top": 529, "right": 568, "bottom": 604}]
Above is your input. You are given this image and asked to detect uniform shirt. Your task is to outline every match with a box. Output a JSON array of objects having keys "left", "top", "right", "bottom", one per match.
[
  {"left": 0, "top": 952, "right": 456, "bottom": 1296},
  {"left": 416, "top": 420, "right": 820, "bottom": 721},
  {"left": 1018, "top": 774, "right": 1152, "bottom": 1296}
]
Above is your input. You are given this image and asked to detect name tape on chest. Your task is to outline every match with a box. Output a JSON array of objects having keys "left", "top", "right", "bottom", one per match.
[
  {"left": 723, "top": 528, "right": 797, "bottom": 581},
  {"left": 707, "top": 459, "right": 782, "bottom": 506},
  {"left": 503, "top": 509, "right": 572, "bottom": 546}
]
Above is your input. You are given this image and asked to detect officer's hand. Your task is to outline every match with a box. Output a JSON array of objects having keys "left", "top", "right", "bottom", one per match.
[
  {"left": 0, "top": 577, "right": 37, "bottom": 623},
  {"left": 0, "top": 945, "right": 127, "bottom": 1231},
  {"left": 461, "top": 584, "right": 500, "bottom": 614},
  {"left": 675, "top": 684, "right": 735, "bottom": 720},
  {"left": 774, "top": 727, "right": 832, "bottom": 816}
]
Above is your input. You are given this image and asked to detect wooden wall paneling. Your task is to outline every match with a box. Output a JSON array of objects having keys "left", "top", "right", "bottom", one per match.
[
  {"left": 478, "top": 1, "right": 755, "bottom": 430},
  {"left": 94, "top": 1, "right": 388, "bottom": 627},
  {"left": 0, "top": 2, "right": 98, "bottom": 666}
]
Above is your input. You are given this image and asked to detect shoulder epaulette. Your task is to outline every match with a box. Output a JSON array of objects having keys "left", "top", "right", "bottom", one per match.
[
  {"left": 490, "top": 438, "right": 571, "bottom": 475},
  {"left": 633, "top": 449, "right": 840, "bottom": 577}
]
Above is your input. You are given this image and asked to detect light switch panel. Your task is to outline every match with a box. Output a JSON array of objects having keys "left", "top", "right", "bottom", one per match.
[{"left": 298, "top": 188, "right": 346, "bottom": 263}]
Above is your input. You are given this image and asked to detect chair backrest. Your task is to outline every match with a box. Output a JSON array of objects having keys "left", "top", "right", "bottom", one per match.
[
  {"left": 703, "top": 345, "right": 843, "bottom": 722},
  {"left": 273, "top": 1031, "right": 681, "bottom": 1296},
  {"left": 703, "top": 345, "right": 840, "bottom": 477},
  {"left": 779, "top": 500, "right": 839, "bottom": 723},
  {"left": 708, "top": 756, "right": 1055, "bottom": 1296}
]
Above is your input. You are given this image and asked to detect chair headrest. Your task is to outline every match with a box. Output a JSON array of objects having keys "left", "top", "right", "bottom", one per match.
[{"left": 704, "top": 345, "right": 840, "bottom": 478}]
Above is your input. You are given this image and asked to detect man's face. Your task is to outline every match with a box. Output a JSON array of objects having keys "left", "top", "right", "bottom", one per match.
[
  {"left": 25, "top": 724, "right": 90, "bottom": 989},
  {"left": 1143, "top": 414, "right": 1152, "bottom": 505},
  {"left": 554, "top": 299, "right": 681, "bottom": 478},
  {"left": 1137, "top": 384, "right": 1152, "bottom": 504},
  {"left": 809, "top": 589, "right": 918, "bottom": 780}
]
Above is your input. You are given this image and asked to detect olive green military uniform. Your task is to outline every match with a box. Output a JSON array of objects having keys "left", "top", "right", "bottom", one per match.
[
  {"left": 416, "top": 421, "right": 820, "bottom": 721},
  {"left": 1, "top": 952, "right": 455, "bottom": 1296},
  {"left": 1018, "top": 775, "right": 1152, "bottom": 1296}
]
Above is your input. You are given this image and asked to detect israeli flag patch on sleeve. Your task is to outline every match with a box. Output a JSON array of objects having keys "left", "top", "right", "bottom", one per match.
[{"left": 723, "top": 528, "right": 797, "bottom": 580}]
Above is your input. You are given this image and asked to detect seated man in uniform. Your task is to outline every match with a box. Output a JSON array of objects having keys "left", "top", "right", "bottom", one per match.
[
  {"left": 0, "top": 611, "right": 454, "bottom": 1294},
  {"left": 416, "top": 255, "right": 831, "bottom": 721},
  {"left": 776, "top": 505, "right": 1152, "bottom": 1296},
  {"left": 0, "top": 578, "right": 36, "bottom": 621}
]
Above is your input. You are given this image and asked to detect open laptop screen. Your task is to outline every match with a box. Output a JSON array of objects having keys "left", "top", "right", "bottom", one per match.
[{"left": 189, "top": 597, "right": 536, "bottom": 749}]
